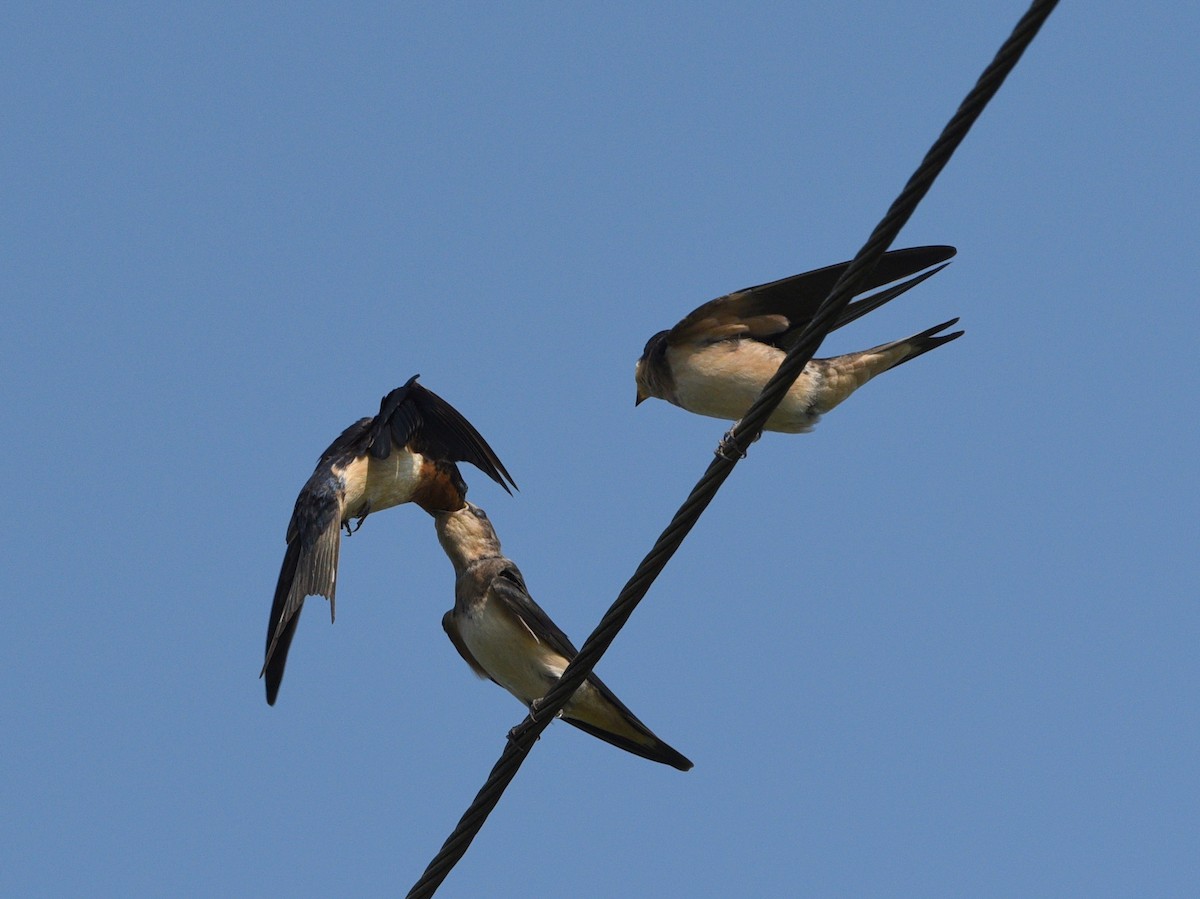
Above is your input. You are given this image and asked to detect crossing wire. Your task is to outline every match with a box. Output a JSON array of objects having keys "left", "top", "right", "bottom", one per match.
[{"left": 407, "top": 1, "right": 1060, "bottom": 895}]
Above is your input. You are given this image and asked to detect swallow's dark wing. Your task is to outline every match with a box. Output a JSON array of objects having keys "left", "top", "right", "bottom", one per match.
[
  {"left": 667, "top": 245, "right": 956, "bottom": 349},
  {"left": 827, "top": 260, "right": 952, "bottom": 335},
  {"left": 564, "top": 713, "right": 694, "bottom": 771},
  {"left": 262, "top": 473, "right": 344, "bottom": 705},
  {"left": 366, "top": 375, "right": 516, "bottom": 494},
  {"left": 489, "top": 565, "right": 692, "bottom": 770},
  {"left": 561, "top": 661, "right": 694, "bottom": 771},
  {"left": 488, "top": 565, "right": 579, "bottom": 660},
  {"left": 262, "top": 539, "right": 303, "bottom": 705},
  {"left": 313, "top": 416, "right": 374, "bottom": 464}
]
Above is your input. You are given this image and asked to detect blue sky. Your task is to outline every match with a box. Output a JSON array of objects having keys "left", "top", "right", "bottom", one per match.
[{"left": 4, "top": 3, "right": 1197, "bottom": 896}]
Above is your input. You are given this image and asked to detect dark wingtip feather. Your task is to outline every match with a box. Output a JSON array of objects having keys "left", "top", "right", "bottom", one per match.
[
  {"left": 263, "top": 607, "right": 300, "bottom": 706},
  {"left": 565, "top": 718, "right": 694, "bottom": 771},
  {"left": 262, "top": 489, "right": 341, "bottom": 705},
  {"left": 664, "top": 747, "right": 694, "bottom": 772},
  {"left": 362, "top": 376, "right": 517, "bottom": 493},
  {"left": 368, "top": 375, "right": 421, "bottom": 459},
  {"left": 262, "top": 540, "right": 302, "bottom": 705},
  {"left": 835, "top": 260, "right": 954, "bottom": 332},
  {"left": 876, "top": 245, "right": 957, "bottom": 274},
  {"left": 410, "top": 381, "right": 518, "bottom": 494}
]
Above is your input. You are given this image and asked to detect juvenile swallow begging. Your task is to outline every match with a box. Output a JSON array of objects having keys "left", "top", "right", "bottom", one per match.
[
  {"left": 635, "top": 245, "right": 963, "bottom": 433},
  {"left": 435, "top": 503, "right": 692, "bottom": 771},
  {"left": 263, "top": 376, "right": 516, "bottom": 705}
]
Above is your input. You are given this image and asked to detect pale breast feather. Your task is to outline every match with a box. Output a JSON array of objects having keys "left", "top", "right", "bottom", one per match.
[
  {"left": 460, "top": 599, "right": 563, "bottom": 706},
  {"left": 669, "top": 340, "right": 778, "bottom": 420},
  {"left": 338, "top": 449, "right": 425, "bottom": 518}
]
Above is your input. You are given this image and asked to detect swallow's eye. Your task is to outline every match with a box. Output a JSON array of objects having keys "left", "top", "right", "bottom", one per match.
[{"left": 473, "top": 507, "right": 489, "bottom": 521}]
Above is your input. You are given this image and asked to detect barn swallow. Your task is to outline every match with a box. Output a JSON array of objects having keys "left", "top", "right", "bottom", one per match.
[
  {"left": 435, "top": 503, "right": 692, "bottom": 771},
  {"left": 262, "top": 375, "right": 516, "bottom": 705},
  {"left": 635, "top": 245, "right": 963, "bottom": 433}
]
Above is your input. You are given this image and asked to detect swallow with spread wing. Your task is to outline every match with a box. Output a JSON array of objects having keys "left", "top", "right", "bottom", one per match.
[
  {"left": 263, "top": 376, "right": 516, "bottom": 705},
  {"left": 435, "top": 503, "right": 692, "bottom": 771},
  {"left": 634, "top": 245, "right": 962, "bottom": 433}
]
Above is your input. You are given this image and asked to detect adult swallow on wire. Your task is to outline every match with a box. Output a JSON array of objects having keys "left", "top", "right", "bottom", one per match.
[
  {"left": 262, "top": 376, "right": 516, "bottom": 705},
  {"left": 634, "top": 245, "right": 962, "bottom": 433},
  {"left": 435, "top": 503, "right": 693, "bottom": 771}
]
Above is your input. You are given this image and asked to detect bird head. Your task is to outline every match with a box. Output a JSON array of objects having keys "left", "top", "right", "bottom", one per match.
[
  {"left": 434, "top": 501, "right": 502, "bottom": 568},
  {"left": 634, "top": 330, "right": 672, "bottom": 406}
]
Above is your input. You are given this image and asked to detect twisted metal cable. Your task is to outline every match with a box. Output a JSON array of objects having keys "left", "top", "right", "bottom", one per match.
[{"left": 407, "top": 2, "right": 1059, "bottom": 895}]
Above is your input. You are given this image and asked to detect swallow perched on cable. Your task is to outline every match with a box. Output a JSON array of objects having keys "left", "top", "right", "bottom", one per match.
[
  {"left": 262, "top": 375, "right": 516, "bottom": 705},
  {"left": 435, "top": 503, "right": 692, "bottom": 771},
  {"left": 634, "top": 245, "right": 962, "bottom": 433}
]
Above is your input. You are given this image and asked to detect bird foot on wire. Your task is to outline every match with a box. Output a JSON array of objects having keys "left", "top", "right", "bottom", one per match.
[
  {"left": 507, "top": 707, "right": 546, "bottom": 747},
  {"left": 527, "top": 697, "right": 561, "bottom": 722},
  {"left": 506, "top": 724, "right": 537, "bottom": 746},
  {"left": 715, "top": 429, "right": 749, "bottom": 461}
]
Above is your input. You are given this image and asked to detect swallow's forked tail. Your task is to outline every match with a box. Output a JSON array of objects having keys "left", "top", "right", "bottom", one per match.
[{"left": 874, "top": 317, "right": 964, "bottom": 371}]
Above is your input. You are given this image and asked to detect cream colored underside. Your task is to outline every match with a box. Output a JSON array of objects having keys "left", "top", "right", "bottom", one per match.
[
  {"left": 669, "top": 341, "right": 824, "bottom": 433},
  {"left": 668, "top": 339, "right": 904, "bottom": 434},
  {"left": 339, "top": 450, "right": 425, "bottom": 519},
  {"left": 463, "top": 606, "right": 563, "bottom": 705},
  {"left": 461, "top": 601, "right": 644, "bottom": 742}
]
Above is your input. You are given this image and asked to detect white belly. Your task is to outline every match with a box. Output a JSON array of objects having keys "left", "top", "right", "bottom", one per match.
[
  {"left": 461, "top": 606, "right": 564, "bottom": 706},
  {"left": 669, "top": 341, "right": 824, "bottom": 433},
  {"left": 459, "top": 604, "right": 640, "bottom": 737},
  {"left": 339, "top": 450, "right": 425, "bottom": 518}
]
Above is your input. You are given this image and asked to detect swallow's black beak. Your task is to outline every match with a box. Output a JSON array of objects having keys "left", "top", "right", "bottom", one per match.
[{"left": 635, "top": 389, "right": 646, "bottom": 406}]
